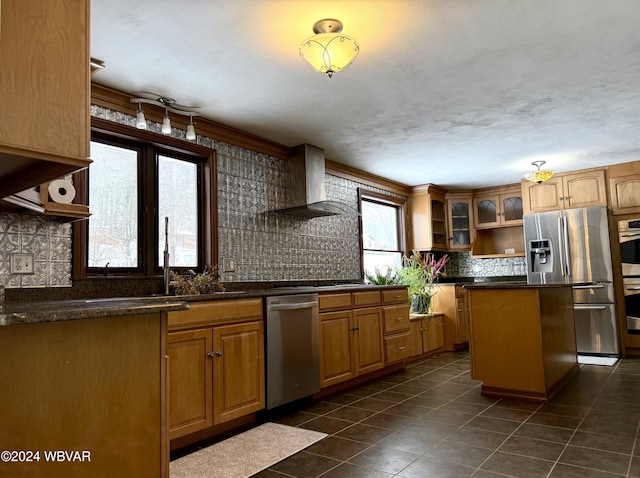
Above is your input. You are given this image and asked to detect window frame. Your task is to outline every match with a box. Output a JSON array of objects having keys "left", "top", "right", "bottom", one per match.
[
  {"left": 358, "top": 188, "right": 407, "bottom": 279},
  {"left": 72, "top": 118, "right": 217, "bottom": 279}
]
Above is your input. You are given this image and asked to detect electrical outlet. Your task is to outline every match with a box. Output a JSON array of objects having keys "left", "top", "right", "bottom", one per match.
[
  {"left": 222, "top": 258, "right": 235, "bottom": 273},
  {"left": 11, "top": 253, "right": 35, "bottom": 274}
]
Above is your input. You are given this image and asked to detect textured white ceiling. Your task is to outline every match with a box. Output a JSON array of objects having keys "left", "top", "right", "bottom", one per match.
[{"left": 90, "top": 0, "right": 640, "bottom": 189}]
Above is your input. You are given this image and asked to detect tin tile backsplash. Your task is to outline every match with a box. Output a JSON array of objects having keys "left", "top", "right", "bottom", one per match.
[{"left": 0, "top": 105, "right": 523, "bottom": 289}]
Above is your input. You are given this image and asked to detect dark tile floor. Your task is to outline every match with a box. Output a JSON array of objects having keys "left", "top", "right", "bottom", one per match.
[{"left": 254, "top": 351, "right": 640, "bottom": 478}]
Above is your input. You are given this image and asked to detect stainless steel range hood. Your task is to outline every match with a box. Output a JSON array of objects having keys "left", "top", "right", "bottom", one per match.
[{"left": 272, "top": 144, "right": 359, "bottom": 218}]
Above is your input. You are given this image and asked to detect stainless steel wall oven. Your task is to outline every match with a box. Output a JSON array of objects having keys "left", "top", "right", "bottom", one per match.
[
  {"left": 619, "top": 218, "right": 640, "bottom": 277},
  {"left": 619, "top": 218, "right": 640, "bottom": 333}
]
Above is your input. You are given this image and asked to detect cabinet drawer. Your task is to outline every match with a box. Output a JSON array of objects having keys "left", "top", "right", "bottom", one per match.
[
  {"left": 381, "top": 288, "right": 409, "bottom": 305},
  {"left": 319, "top": 293, "right": 352, "bottom": 312},
  {"left": 353, "top": 291, "right": 381, "bottom": 308},
  {"left": 382, "top": 304, "right": 410, "bottom": 334},
  {"left": 168, "top": 298, "right": 263, "bottom": 328},
  {"left": 384, "top": 332, "right": 412, "bottom": 364}
]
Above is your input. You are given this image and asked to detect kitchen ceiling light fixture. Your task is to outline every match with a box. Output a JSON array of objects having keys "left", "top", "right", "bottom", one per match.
[
  {"left": 186, "top": 116, "right": 196, "bottom": 141},
  {"left": 135, "top": 102, "right": 147, "bottom": 129},
  {"left": 299, "top": 19, "right": 359, "bottom": 78},
  {"left": 524, "top": 160, "right": 554, "bottom": 184},
  {"left": 129, "top": 96, "right": 200, "bottom": 137}
]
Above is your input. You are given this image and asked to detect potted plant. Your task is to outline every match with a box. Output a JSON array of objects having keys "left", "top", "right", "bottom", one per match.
[{"left": 398, "top": 250, "right": 448, "bottom": 314}]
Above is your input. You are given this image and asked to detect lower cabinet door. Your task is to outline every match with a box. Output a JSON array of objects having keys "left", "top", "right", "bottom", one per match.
[
  {"left": 354, "top": 307, "right": 385, "bottom": 375},
  {"left": 319, "top": 310, "right": 356, "bottom": 388},
  {"left": 167, "top": 328, "right": 213, "bottom": 440},
  {"left": 423, "top": 317, "right": 444, "bottom": 353},
  {"left": 212, "top": 321, "right": 265, "bottom": 424}
]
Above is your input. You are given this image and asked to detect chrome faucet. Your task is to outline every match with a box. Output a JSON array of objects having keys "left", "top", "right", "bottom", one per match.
[{"left": 163, "top": 217, "right": 170, "bottom": 295}]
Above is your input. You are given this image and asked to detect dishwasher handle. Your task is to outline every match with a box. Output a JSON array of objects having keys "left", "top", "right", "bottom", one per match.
[
  {"left": 268, "top": 301, "right": 318, "bottom": 311},
  {"left": 573, "top": 304, "right": 607, "bottom": 311}
]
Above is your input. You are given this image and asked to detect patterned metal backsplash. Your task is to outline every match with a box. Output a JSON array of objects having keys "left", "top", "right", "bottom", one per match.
[
  {"left": 0, "top": 213, "right": 72, "bottom": 288},
  {"left": 0, "top": 106, "right": 525, "bottom": 289}
]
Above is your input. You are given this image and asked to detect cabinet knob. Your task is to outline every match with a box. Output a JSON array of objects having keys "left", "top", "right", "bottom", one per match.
[
  {"left": 207, "top": 351, "right": 215, "bottom": 358},
  {"left": 395, "top": 317, "right": 404, "bottom": 321},
  {"left": 350, "top": 326, "right": 359, "bottom": 331},
  {"left": 215, "top": 350, "right": 223, "bottom": 356}
]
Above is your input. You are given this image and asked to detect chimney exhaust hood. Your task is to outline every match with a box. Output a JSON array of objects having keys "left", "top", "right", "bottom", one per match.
[{"left": 271, "top": 144, "right": 359, "bottom": 218}]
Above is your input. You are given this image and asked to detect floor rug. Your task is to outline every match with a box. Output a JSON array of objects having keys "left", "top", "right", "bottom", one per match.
[
  {"left": 578, "top": 355, "right": 619, "bottom": 366},
  {"left": 169, "top": 422, "right": 327, "bottom": 478}
]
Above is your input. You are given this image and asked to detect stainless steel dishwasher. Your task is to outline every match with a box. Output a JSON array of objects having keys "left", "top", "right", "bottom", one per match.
[{"left": 265, "top": 294, "right": 320, "bottom": 409}]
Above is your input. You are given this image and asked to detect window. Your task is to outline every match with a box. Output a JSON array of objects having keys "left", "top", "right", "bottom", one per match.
[
  {"left": 359, "top": 189, "right": 406, "bottom": 279},
  {"left": 74, "top": 125, "right": 215, "bottom": 278}
]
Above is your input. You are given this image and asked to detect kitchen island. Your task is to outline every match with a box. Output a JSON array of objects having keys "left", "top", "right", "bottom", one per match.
[{"left": 466, "top": 283, "right": 578, "bottom": 402}]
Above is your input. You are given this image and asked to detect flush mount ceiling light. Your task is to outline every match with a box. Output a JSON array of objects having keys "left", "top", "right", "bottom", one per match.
[
  {"left": 299, "top": 19, "right": 359, "bottom": 78},
  {"left": 129, "top": 96, "right": 200, "bottom": 139},
  {"left": 524, "top": 160, "right": 554, "bottom": 184}
]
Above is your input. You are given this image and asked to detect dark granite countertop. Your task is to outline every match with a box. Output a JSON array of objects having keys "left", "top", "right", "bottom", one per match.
[
  {"left": 0, "top": 284, "right": 408, "bottom": 327},
  {"left": 464, "top": 282, "right": 571, "bottom": 289},
  {"left": 0, "top": 296, "right": 190, "bottom": 327}
]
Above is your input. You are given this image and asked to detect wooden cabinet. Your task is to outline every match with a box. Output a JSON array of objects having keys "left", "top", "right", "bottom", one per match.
[
  {"left": 473, "top": 185, "right": 523, "bottom": 229},
  {"left": 212, "top": 321, "right": 265, "bottom": 424},
  {"left": 0, "top": 313, "right": 169, "bottom": 478},
  {"left": 432, "top": 285, "right": 468, "bottom": 351},
  {"left": 408, "top": 184, "right": 448, "bottom": 251},
  {"left": 166, "top": 299, "right": 265, "bottom": 442},
  {"left": 381, "top": 289, "right": 411, "bottom": 364},
  {"left": 0, "top": 0, "right": 91, "bottom": 198},
  {"left": 319, "top": 289, "right": 398, "bottom": 389},
  {"left": 167, "top": 328, "right": 213, "bottom": 439},
  {"left": 409, "top": 313, "right": 444, "bottom": 357},
  {"left": 522, "top": 169, "right": 607, "bottom": 214},
  {"left": 609, "top": 174, "right": 640, "bottom": 215},
  {"left": 446, "top": 192, "right": 474, "bottom": 251}
]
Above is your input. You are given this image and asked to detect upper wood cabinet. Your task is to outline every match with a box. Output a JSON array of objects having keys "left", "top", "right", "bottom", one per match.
[
  {"left": 473, "top": 185, "right": 523, "bottom": 229},
  {"left": 607, "top": 161, "right": 640, "bottom": 216},
  {"left": 0, "top": 0, "right": 91, "bottom": 198},
  {"left": 445, "top": 192, "right": 474, "bottom": 250},
  {"left": 408, "top": 184, "right": 448, "bottom": 251},
  {"left": 609, "top": 175, "right": 640, "bottom": 215},
  {"left": 522, "top": 169, "right": 607, "bottom": 214}
]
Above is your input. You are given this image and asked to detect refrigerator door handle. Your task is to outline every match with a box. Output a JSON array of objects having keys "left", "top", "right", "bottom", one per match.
[
  {"left": 558, "top": 216, "right": 566, "bottom": 277},
  {"left": 574, "top": 304, "right": 607, "bottom": 311},
  {"left": 573, "top": 284, "right": 605, "bottom": 289},
  {"left": 563, "top": 216, "right": 571, "bottom": 277}
]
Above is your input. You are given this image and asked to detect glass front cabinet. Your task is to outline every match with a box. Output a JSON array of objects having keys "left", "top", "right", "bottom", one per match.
[
  {"left": 446, "top": 193, "right": 474, "bottom": 251},
  {"left": 473, "top": 185, "right": 523, "bottom": 229}
]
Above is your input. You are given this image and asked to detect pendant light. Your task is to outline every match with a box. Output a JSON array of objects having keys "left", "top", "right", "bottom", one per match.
[
  {"left": 161, "top": 108, "right": 172, "bottom": 135},
  {"left": 524, "top": 161, "right": 554, "bottom": 184},
  {"left": 299, "top": 19, "right": 359, "bottom": 78},
  {"left": 135, "top": 102, "right": 147, "bottom": 129},
  {"left": 186, "top": 116, "right": 196, "bottom": 141}
]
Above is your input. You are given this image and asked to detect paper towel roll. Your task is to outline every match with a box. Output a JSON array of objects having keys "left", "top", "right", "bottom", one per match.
[{"left": 48, "top": 179, "right": 76, "bottom": 204}]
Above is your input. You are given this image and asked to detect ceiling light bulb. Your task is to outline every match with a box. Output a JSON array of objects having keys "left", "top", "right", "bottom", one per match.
[
  {"left": 135, "top": 104, "right": 147, "bottom": 129},
  {"left": 161, "top": 111, "right": 171, "bottom": 135},
  {"left": 186, "top": 117, "right": 196, "bottom": 140},
  {"left": 299, "top": 19, "right": 359, "bottom": 78}
]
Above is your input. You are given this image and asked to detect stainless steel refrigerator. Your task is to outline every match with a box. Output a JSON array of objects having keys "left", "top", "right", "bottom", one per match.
[{"left": 524, "top": 206, "right": 619, "bottom": 356}]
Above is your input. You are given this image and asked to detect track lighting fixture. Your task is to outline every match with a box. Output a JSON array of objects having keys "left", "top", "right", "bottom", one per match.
[{"left": 129, "top": 95, "right": 200, "bottom": 138}]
